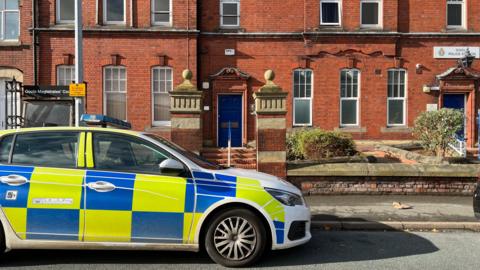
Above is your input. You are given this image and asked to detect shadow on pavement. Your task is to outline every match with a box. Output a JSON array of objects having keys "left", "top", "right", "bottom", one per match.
[
  {"left": 258, "top": 229, "right": 439, "bottom": 267},
  {"left": 1, "top": 225, "right": 439, "bottom": 268}
]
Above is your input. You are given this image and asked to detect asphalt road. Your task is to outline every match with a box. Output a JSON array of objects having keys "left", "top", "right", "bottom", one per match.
[{"left": 1, "top": 230, "right": 479, "bottom": 270}]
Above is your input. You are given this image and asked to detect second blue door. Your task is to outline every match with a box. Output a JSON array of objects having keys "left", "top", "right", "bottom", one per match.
[
  {"left": 443, "top": 94, "right": 465, "bottom": 138},
  {"left": 218, "top": 95, "right": 242, "bottom": 147}
]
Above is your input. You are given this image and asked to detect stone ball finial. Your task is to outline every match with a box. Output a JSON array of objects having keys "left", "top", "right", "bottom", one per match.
[
  {"left": 264, "top": 70, "right": 275, "bottom": 82},
  {"left": 182, "top": 69, "right": 193, "bottom": 80}
]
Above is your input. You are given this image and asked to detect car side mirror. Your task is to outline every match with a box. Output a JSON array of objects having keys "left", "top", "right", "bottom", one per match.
[{"left": 159, "top": 158, "right": 185, "bottom": 175}]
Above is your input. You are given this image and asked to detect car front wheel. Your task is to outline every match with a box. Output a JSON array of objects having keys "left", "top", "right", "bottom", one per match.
[{"left": 205, "top": 208, "right": 267, "bottom": 267}]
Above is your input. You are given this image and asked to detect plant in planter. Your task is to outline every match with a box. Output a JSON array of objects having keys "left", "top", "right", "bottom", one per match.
[
  {"left": 287, "top": 129, "right": 356, "bottom": 160},
  {"left": 413, "top": 108, "right": 464, "bottom": 157}
]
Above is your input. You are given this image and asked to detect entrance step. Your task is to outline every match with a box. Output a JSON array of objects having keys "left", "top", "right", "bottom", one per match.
[
  {"left": 201, "top": 148, "right": 257, "bottom": 170},
  {"left": 467, "top": 147, "right": 478, "bottom": 158}
]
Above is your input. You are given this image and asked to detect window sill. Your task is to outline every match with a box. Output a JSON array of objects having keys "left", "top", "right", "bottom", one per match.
[
  {"left": 145, "top": 125, "right": 171, "bottom": 132},
  {"left": 334, "top": 126, "right": 367, "bottom": 133},
  {"left": 380, "top": 126, "right": 412, "bottom": 133},
  {"left": 0, "top": 40, "right": 21, "bottom": 47},
  {"left": 444, "top": 27, "right": 468, "bottom": 33},
  {"left": 216, "top": 27, "right": 245, "bottom": 33}
]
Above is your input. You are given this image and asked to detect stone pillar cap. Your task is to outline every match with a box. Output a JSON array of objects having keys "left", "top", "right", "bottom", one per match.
[
  {"left": 173, "top": 69, "right": 200, "bottom": 92},
  {"left": 258, "top": 69, "right": 284, "bottom": 93}
]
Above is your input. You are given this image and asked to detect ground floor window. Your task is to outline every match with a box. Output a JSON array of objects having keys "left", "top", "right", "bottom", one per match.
[
  {"left": 387, "top": 69, "right": 406, "bottom": 126},
  {"left": 340, "top": 69, "right": 359, "bottom": 126},
  {"left": 152, "top": 67, "right": 172, "bottom": 126},
  {"left": 104, "top": 66, "right": 127, "bottom": 120},
  {"left": 293, "top": 69, "right": 313, "bottom": 126}
]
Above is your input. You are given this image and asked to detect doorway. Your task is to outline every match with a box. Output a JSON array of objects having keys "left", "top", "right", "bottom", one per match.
[
  {"left": 443, "top": 93, "right": 466, "bottom": 138},
  {"left": 217, "top": 94, "right": 243, "bottom": 147}
]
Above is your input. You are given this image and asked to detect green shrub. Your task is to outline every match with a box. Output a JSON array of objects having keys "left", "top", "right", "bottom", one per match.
[
  {"left": 287, "top": 129, "right": 357, "bottom": 160},
  {"left": 286, "top": 130, "right": 305, "bottom": 160},
  {"left": 413, "top": 108, "right": 464, "bottom": 157}
]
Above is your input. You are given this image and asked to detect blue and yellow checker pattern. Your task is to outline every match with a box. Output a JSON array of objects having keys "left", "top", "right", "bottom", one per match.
[{"left": 0, "top": 165, "right": 286, "bottom": 245}]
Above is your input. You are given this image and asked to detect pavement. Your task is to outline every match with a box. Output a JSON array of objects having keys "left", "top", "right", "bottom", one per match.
[
  {"left": 306, "top": 195, "right": 480, "bottom": 231},
  {"left": 2, "top": 231, "right": 479, "bottom": 269}
]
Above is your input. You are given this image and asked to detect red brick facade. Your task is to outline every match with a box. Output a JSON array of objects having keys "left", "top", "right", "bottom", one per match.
[{"left": 1, "top": 0, "right": 480, "bottom": 151}]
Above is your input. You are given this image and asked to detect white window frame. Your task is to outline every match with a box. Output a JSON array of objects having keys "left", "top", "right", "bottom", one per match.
[
  {"left": 56, "top": 0, "right": 75, "bottom": 24},
  {"left": 360, "top": 0, "right": 382, "bottom": 28},
  {"left": 293, "top": 69, "right": 313, "bottom": 126},
  {"left": 56, "top": 65, "right": 75, "bottom": 86},
  {"left": 103, "top": 0, "right": 126, "bottom": 25},
  {"left": 151, "top": 66, "right": 173, "bottom": 126},
  {"left": 340, "top": 69, "right": 360, "bottom": 127},
  {"left": 320, "top": 0, "right": 342, "bottom": 26},
  {"left": 387, "top": 69, "right": 407, "bottom": 126},
  {"left": 103, "top": 66, "right": 127, "bottom": 120},
  {"left": 220, "top": 0, "right": 240, "bottom": 28},
  {"left": 0, "top": 0, "right": 20, "bottom": 41},
  {"left": 446, "top": 0, "right": 466, "bottom": 29},
  {"left": 151, "top": 0, "right": 172, "bottom": 26}
]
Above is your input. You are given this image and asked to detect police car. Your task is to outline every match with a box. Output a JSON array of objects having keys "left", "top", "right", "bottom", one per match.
[{"left": 0, "top": 115, "right": 311, "bottom": 267}]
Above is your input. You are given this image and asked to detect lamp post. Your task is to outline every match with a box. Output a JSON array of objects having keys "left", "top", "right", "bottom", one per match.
[{"left": 74, "top": 0, "right": 84, "bottom": 127}]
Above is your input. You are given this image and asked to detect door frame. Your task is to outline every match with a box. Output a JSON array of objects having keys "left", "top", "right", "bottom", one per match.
[{"left": 216, "top": 93, "right": 244, "bottom": 148}]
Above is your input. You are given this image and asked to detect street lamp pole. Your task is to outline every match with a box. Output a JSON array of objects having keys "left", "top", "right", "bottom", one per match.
[{"left": 74, "top": 0, "right": 84, "bottom": 127}]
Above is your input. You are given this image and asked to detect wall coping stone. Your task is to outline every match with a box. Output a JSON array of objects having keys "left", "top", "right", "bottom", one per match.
[{"left": 287, "top": 163, "right": 480, "bottom": 177}]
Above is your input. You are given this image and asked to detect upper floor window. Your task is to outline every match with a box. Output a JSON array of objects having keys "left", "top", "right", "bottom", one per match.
[
  {"left": 447, "top": 0, "right": 466, "bottom": 29},
  {"left": 220, "top": 0, "right": 240, "bottom": 28},
  {"left": 57, "top": 65, "right": 75, "bottom": 86},
  {"left": 320, "top": 0, "right": 341, "bottom": 26},
  {"left": 104, "top": 66, "right": 127, "bottom": 120},
  {"left": 56, "top": 0, "right": 74, "bottom": 24},
  {"left": 360, "top": 0, "right": 382, "bottom": 28},
  {"left": 340, "top": 69, "right": 360, "bottom": 126},
  {"left": 103, "top": 0, "right": 126, "bottom": 25},
  {"left": 387, "top": 69, "right": 407, "bottom": 126},
  {"left": 152, "top": 0, "right": 171, "bottom": 26},
  {"left": 0, "top": 0, "right": 19, "bottom": 41},
  {"left": 152, "top": 67, "right": 172, "bottom": 126},
  {"left": 293, "top": 69, "right": 313, "bottom": 126}
]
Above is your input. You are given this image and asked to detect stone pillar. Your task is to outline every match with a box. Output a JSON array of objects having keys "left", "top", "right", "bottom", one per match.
[
  {"left": 169, "top": 70, "right": 203, "bottom": 153},
  {"left": 253, "top": 70, "right": 288, "bottom": 178}
]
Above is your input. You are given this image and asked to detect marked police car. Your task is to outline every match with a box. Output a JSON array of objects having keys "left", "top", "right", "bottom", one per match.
[{"left": 0, "top": 115, "right": 311, "bottom": 267}]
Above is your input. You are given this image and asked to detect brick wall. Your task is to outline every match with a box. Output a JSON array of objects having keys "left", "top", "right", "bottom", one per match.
[
  {"left": 0, "top": 0, "right": 33, "bottom": 84},
  {"left": 290, "top": 176, "right": 477, "bottom": 196}
]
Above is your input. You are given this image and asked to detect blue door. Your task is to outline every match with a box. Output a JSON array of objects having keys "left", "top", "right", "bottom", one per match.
[
  {"left": 443, "top": 94, "right": 465, "bottom": 138},
  {"left": 218, "top": 95, "right": 242, "bottom": 147}
]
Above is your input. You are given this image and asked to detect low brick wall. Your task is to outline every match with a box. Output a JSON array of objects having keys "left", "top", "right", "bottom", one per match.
[
  {"left": 287, "top": 163, "right": 480, "bottom": 196},
  {"left": 290, "top": 176, "right": 477, "bottom": 195}
]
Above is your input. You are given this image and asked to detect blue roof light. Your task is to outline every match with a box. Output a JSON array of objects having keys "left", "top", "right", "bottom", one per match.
[{"left": 80, "top": 114, "right": 132, "bottom": 130}]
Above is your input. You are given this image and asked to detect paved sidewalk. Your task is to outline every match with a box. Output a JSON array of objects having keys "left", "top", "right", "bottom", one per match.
[{"left": 306, "top": 195, "right": 479, "bottom": 231}]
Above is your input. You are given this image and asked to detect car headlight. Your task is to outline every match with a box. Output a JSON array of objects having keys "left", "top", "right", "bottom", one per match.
[{"left": 265, "top": 188, "right": 304, "bottom": 206}]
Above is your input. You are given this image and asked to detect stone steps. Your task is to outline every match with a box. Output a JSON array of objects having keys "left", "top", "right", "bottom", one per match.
[{"left": 201, "top": 148, "right": 257, "bottom": 170}]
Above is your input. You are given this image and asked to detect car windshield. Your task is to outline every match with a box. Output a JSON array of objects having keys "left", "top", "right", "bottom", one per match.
[{"left": 145, "top": 134, "right": 225, "bottom": 170}]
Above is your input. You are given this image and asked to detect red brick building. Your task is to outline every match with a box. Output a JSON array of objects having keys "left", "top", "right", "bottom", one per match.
[{"left": 1, "top": 0, "right": 480, "bottom": 170}]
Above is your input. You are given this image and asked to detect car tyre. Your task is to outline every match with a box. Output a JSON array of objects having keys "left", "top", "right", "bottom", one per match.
[
  {"left": 0, "top": 223, "right": 5, "bottom": 259},
  {"left": 205, "top": 208, "right": 267, "bottom": 267}
]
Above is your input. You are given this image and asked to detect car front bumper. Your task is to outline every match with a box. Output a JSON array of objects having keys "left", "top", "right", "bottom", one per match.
[{"left": 272, "top": 204, "right": 312, "bottom": 250}]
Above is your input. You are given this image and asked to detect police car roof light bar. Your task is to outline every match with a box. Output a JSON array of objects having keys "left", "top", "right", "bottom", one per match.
[{"left": 80, "top": 114, "right": 132, "bottom": 130}]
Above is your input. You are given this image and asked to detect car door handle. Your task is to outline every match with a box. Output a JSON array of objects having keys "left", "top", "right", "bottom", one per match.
[
  {"left": 0, "top": 174, "right": 28, "bottom": 186},
  {"left": 87, "top": 181, "right": 116, "bottom": 192}
]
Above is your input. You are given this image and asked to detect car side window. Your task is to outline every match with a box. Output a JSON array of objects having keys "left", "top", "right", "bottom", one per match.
[
  {"left": 11, "top": 132, "right": 79, "bottom": 168},
  {"left": 93, "top": 133, "right": 174, "bottom": 174},
  {"left": 0, "top": 135, "right": 14, "bottom": 163}
]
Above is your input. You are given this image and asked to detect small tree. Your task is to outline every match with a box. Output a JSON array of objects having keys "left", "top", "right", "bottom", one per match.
[{"left": 413, "top": 108, "right": 464, "bottom": 157}]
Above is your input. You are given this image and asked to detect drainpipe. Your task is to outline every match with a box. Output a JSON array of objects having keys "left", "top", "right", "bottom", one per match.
[
  {"left": 187, "top": 0, "right": 190, "bottom": 70},
  {"left": 32, "top": 0, "right": 38, "bottom": 85}
]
